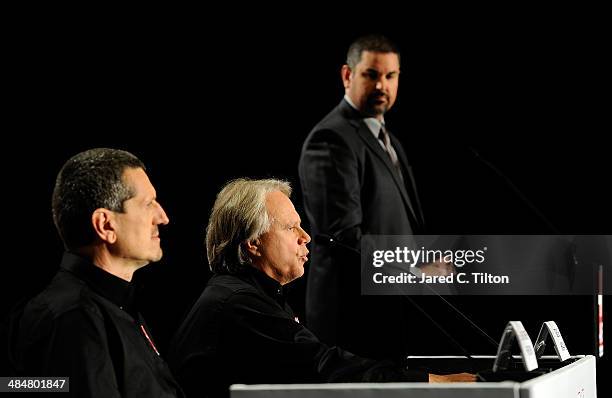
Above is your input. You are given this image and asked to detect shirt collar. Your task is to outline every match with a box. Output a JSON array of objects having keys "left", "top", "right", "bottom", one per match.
[
  {"left": 343, "top": 95, "right": 385, "bottom": 138},
  {"left": 244, "top": 266, "right": 286, "bottom": 304},
  {"left": 60, "top": 252, "right": 137, "bottom": 311}
]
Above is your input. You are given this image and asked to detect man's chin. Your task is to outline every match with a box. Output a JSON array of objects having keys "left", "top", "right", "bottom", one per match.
[
  {"left": 288, "top": 268, "right": 305, "bottom": 283},
  {"left": 149, "top": 250, "right": 164, "bottom": 263},
  {"left": 364, "top": 105, "right": 387, "bottom": 117}
]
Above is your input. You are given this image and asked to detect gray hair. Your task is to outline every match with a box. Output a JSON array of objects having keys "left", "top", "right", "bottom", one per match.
[
  {"left": 206, "top": 178, "right": 292, "bottom": 274},
  {"left": 346, "top": 34, "right": 400, "bottom": 69}
]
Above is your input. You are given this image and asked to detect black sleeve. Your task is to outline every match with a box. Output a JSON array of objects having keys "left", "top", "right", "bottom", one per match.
[
  {"left": 299, "top": 128, "right": 363, "bottom": 249},
  {"left": 225, "top": 291, "right": 428, "bottom": 383},
  {"left": 20, "top": 307, "right": 122, "bottom": 398}
]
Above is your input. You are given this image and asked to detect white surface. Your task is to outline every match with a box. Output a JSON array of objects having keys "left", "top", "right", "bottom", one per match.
[
  {"left": 510, "top": 321, "right": 539, "bottom": 371},
  {"left": 230, "top": 355, "right": 596, "bottom": 398}
]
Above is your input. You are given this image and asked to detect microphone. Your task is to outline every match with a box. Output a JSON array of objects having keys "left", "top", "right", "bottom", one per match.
[
  {"left": 468, "top": 146, "right": 579, "bottom": 281},
  {"left": 467, "top": 147, "right": 600, "bottom": 368},
  {"left": 313, "top": 232, "right": 499, "bottom": 372},
  {"left": 314, "top": 233, "right": 359, "bottom": 254}
]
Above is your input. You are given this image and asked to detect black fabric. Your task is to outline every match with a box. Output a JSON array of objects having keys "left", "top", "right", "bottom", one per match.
[
  {"left": 168, "top": 267, "right": 428, "bottom": 398},
  {"left": 377, "top": 127, "right": 388, "bottom": 145},
  {"left": 299, "top": 99, "right": 426, "bottom": 358},
  {"left": 10, "top": 252, "right": 184, "bottom": 397}
]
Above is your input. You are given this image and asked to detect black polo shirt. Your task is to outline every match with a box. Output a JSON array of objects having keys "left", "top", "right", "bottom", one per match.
[
  {"left": 13, "top": 252, "right": 184, "bottom": 397},
  {"left": 169, "top": 266, "right": 427, "bottom": 398}
]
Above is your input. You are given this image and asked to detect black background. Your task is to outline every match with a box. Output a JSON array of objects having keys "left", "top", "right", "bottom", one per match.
[{"left": 1, "top": 13, "right": 610, "bottom": 394}]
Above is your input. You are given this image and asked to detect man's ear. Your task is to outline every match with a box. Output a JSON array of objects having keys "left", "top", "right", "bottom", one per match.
[
  {"left": 341, "top": 64, "right": 352, "bottom": 89},
  {"left": 244, "top": 239, "right": 262, "bottom": 257},
  {"left": 92, "top": 208, "right": 117, "bottom": 244}
]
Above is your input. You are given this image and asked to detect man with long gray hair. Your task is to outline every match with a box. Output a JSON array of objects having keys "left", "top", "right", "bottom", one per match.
[{"left": 169, "top": 178, "right": 474, "bottom": 397}]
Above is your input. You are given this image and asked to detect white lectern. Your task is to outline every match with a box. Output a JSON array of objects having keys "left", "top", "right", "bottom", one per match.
[{"left": 230, "top": 355, "right": 596, "bottom": 398}]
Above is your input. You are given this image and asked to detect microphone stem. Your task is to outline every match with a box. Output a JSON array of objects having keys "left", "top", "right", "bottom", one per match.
[
  {"left": 403, "top": 294, "right": 477, "bottom": 373},
  {"left": 469, "top": 147, "right": 559, "bottom": 233}
]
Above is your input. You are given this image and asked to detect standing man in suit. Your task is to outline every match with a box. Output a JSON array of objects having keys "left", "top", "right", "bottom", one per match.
[{"left": 300, "top": 35, "right": 448, "bottom": 359}]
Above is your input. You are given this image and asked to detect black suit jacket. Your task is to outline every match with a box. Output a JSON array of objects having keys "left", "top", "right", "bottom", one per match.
[{"left": 299, "top": 99, "right": 424, "bottom": 358}]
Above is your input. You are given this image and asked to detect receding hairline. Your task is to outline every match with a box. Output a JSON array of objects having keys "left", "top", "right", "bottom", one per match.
[
  {"left": 121, "top": 167, "right": 156, "bottom": 201},
  {"left": 264, "top": 189, "right": 299, "bottom": 223}
]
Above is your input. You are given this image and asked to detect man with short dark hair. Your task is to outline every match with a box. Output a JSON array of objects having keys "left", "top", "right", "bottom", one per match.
[
  {"left": 299, "top": 34, "right": 451, "bottom": 359},
  {"left": 12, "top": 148, "right": 183, "bottom": 397}
]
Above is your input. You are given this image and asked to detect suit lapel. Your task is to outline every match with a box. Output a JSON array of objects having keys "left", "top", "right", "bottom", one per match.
[
  {"left": 391, "top": 134, "right": 425, "bottom": 227},
  {"left": 350, "top": 118, "right": 420, "bottom": 226}
]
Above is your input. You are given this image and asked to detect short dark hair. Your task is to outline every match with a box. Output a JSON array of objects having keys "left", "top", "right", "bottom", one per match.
[
  {"left": 346, "top": 34, "right": 400, "bottom": 69},
  {"left": 52, "top": 148, "right": 145, "bottom": 250}
]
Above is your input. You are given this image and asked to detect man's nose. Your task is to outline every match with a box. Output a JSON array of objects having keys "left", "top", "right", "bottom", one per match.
[
  {"left": 156, "top": 203, "right": 170, "bottom": 225},
  {"left": 298, "top": 227, "right": 311, "bottom": 244},
  {"left": 375, "top": 77, "right": 388, "bottom": 91}
]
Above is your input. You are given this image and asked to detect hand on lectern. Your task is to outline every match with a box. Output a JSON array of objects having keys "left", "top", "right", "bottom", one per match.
[
  {"left": 419, "top": 260, "right": 455, "bottom": 276},
  {"left": 429, "top": 372, "right": 477, "bottom": 383}
]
